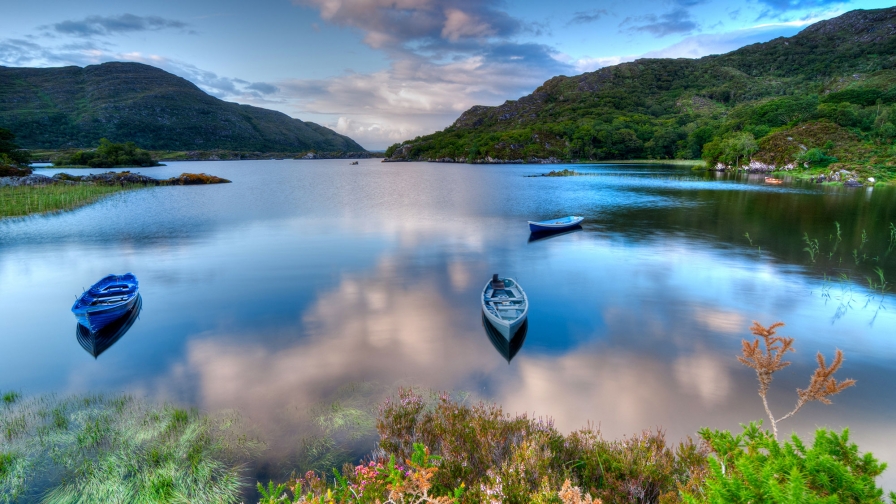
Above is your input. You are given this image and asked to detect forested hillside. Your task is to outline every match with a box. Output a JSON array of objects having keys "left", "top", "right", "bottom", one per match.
[
  {"left": 0, "top": 62, "right": 365, "bottom": 153},
  {"left": 384, "top": 7, "right": 896, "bottom": 177}
]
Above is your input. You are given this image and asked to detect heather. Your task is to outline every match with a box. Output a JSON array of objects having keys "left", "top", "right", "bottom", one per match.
[{"left": 257, "top": 322, "right": 893, "bottom": 504}]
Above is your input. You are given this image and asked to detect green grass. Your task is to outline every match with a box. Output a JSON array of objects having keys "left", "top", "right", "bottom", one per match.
[
  {"left": 0, "top": 184, "right": 141, "bottom": 219},
  {"left": 0, "top": 393, "right": 260, "bottom": 504}
]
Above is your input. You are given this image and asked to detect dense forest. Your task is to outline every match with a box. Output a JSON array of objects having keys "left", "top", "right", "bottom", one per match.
[{"left": 384, "top": 7, "right": 896, "bottom": 179}]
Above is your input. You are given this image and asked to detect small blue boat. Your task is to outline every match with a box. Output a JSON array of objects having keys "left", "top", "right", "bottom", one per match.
[
  {"left": 72, "top": 273, "right": 139, "bottom": 333},
  {"left": 528, "top": 215, "right": 584, "bottom": 233}
]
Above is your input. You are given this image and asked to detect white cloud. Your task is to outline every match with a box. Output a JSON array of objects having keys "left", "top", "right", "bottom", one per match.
[{"left": 641, "top": 21, "right": 810, "bottom": 58}]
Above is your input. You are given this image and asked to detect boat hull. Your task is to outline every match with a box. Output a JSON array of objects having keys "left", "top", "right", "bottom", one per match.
[
  {"left": 482, "top": 309, "right": 527, "bottom": 339},
  {"left": 482, "top": 313, "right": 527, "bottom": 362},
  {"left": 74, "top": 294, "right": 139, "bottom": 333},
  {"left": 528, "top": 216, "right": 584, "bottom": 233},
  {"left": 76, "top": 294, "right": 142, "bottom": 358}
]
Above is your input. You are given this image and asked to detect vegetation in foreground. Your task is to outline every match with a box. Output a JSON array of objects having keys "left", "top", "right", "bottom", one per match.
[
  {"left": 2, "top": 322, "right": 891, "bottom": 503},
  {"left": 258, "top": 322, "right": 891, "bottom": 504},
  {"left": 0, "top": 393, "right": 259, "bottom": 503},
  {"left": 52, "top": 138, "right": 161, "bottom": 168},
  {"left": 0, "top": 184, "right": 138, "bottom": 218}
]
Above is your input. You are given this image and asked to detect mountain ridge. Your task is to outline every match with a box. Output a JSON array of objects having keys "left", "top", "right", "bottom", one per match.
[
  {"left": 384, "top": 6, "right": 896, "bottom": 177},
  {"left": 0, "top": 62, "right": 365, "bottom": 152}
]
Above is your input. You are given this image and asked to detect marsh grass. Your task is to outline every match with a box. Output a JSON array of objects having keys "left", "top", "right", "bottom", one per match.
[
  {"left": 0, "top": 184, "right": 140, "bottom": 219},
  {"left": 293, "top": 383, "right": 379, "bottom": 476},
  {"left": 0, "top": 393, "right": 260, "bottom": 503}
]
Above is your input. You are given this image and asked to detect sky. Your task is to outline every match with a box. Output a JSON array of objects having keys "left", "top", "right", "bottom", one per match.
[{"left": 0, "top": 0, "right": 893, "bottom": 150}]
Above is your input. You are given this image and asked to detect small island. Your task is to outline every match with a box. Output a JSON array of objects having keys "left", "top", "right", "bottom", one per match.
[
  {"left": 52, "top": 138, "right": 162, "bottom": 168},
  {"left": 0, "top": 131, "right": 230, "bottom": 218}
]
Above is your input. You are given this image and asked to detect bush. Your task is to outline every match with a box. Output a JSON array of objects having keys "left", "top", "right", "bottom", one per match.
[
  {"left": 797, "top": 148, "right": 838, "bottom": 167},
  {"left": 374, "top": 389, "right": 705, "bottom": 503},
  {"left": 54, "top": 138, "right": 160, "bottom": 167},
  {"left": 682, "top": 422, "right": 894, "bottom": 503},
  {"left": 0, "top": 128, "right": 30, "bottom": 166}
]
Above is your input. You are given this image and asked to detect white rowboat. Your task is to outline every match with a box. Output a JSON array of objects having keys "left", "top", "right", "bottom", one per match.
[{"left": 481, "top": 274, "right": 528, "bottom": 340}]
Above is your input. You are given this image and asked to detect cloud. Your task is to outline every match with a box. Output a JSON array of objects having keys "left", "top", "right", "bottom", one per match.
[
  {"left": 641, "top": 22, "right": 806, "bottom": 58},
  {"left": 567, "top": 9, "right": 609, "bottom": 26},
  {"left": 246, "top": 82, "right": 280, "bottom": 95},
  {"left": 269, "top": 43, "right": 570, "bottom": 147},
  {"left": 292, "top": 0, "right": 520, "bottom": 51},
  {"left": 48, "top": 14, "right": 190, "bottom": 37},
  {"left": 756, "top": 0, "right": 848, "bottom": 13},
  {"left": 624, "top": 8, "right": 698, "bottom": 37}
]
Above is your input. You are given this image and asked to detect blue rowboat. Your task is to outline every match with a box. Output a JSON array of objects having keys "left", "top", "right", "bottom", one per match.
[
  {"left": 527, "top": 215, "right": 584, "bottom": 233},
  {"left": 72, "top": 273, "right": 139, "bottom": 333}
]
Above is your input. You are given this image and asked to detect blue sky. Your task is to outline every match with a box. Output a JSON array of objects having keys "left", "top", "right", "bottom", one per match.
[{"left": 0, "top": 0, "right": 892, "bottom": 149}]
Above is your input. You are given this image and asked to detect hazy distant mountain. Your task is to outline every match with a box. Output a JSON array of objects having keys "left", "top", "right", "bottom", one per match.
[
  {"left": 384, "top": 6, "right": 896, "bottom": 168},
  {"left": 0, "top": 62, "right": 365, "bottom": 152}
]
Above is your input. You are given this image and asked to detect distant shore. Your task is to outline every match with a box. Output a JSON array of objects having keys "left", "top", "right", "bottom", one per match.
[{"left": 27, "top": 149, "right": 384, "bottom": 165}]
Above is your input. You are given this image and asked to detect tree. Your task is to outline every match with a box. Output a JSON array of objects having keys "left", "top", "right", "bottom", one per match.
[{"left": 0, "top": 128, "right": 31, "bottom": 166}]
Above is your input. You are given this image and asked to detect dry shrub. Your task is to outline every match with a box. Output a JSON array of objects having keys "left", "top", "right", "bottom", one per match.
[{"left": 376, "top": 389, "right": 706, "bottom": 504}]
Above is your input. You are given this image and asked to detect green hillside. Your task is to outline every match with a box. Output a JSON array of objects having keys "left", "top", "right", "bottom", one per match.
[
  {"left": 0, "top": 62, "right": 365, "bottom": 153},
  {"left": 384, "top": 7, "right": 896, "bottom": 180}
]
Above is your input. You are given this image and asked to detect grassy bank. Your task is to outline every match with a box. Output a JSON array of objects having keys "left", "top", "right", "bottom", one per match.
[
  {"left": 0, "top": 393, "right": 258, "bottom": 503},
  {"left": 0, "top": 184, "right": 139, "bottom": 219}
]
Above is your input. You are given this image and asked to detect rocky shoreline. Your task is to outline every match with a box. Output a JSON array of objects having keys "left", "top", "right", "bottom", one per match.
[
  {"left": 0, "top": 171, "right": 231, "bottom": 187},
  {"left": 383, "top": 156, "right": 564, "bottom": 164},
  {"left": 709, "top": 161, "right": 876, "bottom": 186}
]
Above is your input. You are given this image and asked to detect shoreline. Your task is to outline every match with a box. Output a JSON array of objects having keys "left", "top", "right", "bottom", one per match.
[{"left": 0, "top": 171, "right": 231, "bottom": 219}]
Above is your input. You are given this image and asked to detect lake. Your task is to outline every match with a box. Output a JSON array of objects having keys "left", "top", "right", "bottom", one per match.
[{"left": 2, "top": 160, "right": 895, "bottom": 490}]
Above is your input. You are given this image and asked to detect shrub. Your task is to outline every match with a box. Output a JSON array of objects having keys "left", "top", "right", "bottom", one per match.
[
  {"left": 375, "top": 389, "right": 705, "bottom": 503},
  {"left": 682, "top": 422, "right": 894, "bottom": 503}
]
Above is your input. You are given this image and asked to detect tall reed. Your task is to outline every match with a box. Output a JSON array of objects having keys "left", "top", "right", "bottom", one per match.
[{"left": 0, "top": 184, "right": 139, "bottom": 219}]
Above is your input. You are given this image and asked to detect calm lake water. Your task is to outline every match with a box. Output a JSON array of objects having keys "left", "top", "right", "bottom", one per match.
[{"left": 2, "top": 160, "right": 896, "bottom": 490}]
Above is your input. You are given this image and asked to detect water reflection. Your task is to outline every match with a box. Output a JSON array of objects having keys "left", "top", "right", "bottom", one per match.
[
  {"left": 2, "top": 161, "right": 895, "bottom": 492},
  {"left": 75, "top": 294, "right": 142, "bottom": 358},
  {"left": 482, "top": 313, "right": 528, "bottom": 363},
  {"left": 527, "top": 226, "right": 583, "bottom": 243}
]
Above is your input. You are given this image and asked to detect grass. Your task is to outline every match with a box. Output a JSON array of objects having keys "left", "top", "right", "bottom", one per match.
[
  {"left": 0, "top": 184, "right": 141, "bottom": 219},
  {"left": 0, "top": 393, "right": 260, "bottom": 503}
]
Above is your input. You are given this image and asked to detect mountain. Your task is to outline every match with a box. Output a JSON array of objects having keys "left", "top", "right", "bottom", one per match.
[
  {"left": 384, "top": 6, "right": 896, "bottom": 174},
  {"left": 0, "top": 62, "right": 365, "bottom": 152}
]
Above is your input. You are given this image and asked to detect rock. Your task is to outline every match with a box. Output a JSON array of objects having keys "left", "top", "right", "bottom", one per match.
[
  {"left": 745, "top": 160, "right": 775, "bottom": 172},
  {"left": 844, "top": 179, "right": 863, "bottom": 187},
  {"left": 0, "top": 165, "right": 32, "bottom": 177},
  {"left": 0, "top": 174, "right": 55, "bottom": 186},
  {"left": 868, "top": 177, "right": 876, "bottom": 183}
]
